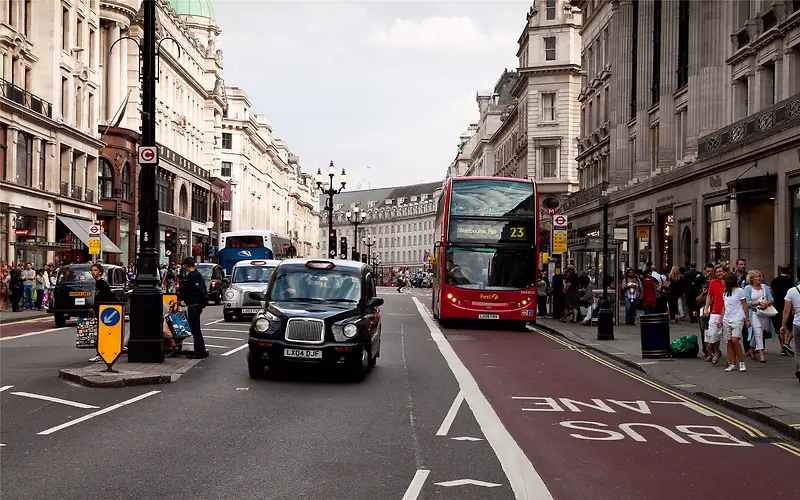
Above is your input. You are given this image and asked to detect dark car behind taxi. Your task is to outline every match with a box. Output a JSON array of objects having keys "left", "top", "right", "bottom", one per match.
[
  {"left": 48, "top": 264, "right": 131, "bottom": 327},
  {"left": 246, "top": 259, "right": 383, "bottom": 381}
]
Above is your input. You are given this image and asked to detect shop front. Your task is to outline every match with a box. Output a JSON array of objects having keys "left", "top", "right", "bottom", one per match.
[{"left": 55, "top": 215, "right": 122, "bottom": 264}]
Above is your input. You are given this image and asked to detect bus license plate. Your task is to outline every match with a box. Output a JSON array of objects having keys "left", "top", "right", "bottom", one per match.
[
  {"left": 479, "top": 314, "right": 499, "bottom": 320},
  {"left": 284, "top": 349, "right": 322, "bottom": 359},
  {"left": 242, "top": 308, "right": 260, "bottom": 314}
]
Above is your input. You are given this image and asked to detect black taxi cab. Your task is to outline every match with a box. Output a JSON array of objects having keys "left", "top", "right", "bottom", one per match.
[
  {"left": 48, "top": 264, "right": 131, "bottom": 327},
  {"left": 246, "top": 259, "right": 383, "bottom": 381}
]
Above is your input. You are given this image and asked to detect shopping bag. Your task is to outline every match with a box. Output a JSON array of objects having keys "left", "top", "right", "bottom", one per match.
[
  {"left": 75, "top": 317, "right": 99, "bottom": 349},
  {"left": 669, "top": 335, "right": 700, "bottom": 358},
  {"left": 167, "top": 312, "right": 192, "bottom": 339}
]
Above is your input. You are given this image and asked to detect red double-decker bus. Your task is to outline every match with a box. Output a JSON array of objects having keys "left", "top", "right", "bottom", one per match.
[{"left": 430, "top": 176, "right": 539, "bottom": 326}]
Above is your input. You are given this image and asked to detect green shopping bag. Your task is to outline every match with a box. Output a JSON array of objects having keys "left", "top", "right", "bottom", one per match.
[{"left": 669, "top": 334, "right": 700, "bottom": 358}]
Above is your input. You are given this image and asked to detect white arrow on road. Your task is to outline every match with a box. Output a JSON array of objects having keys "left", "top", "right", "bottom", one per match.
[
  {"left": 434, "top": 479, "right": 502, "bottom": 488},
  {"left": 450, "top": 436, "right": 483, "bottom": 441}
]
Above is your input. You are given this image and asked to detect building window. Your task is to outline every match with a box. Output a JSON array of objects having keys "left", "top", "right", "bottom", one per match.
[
  {"left": 38, "top": 141, "right": 46, "bottom": 190},
  {"left": 16, "top": 132, "right": 32, "bottom": 186},
  {"left": 156, "top": 169, "right": 174, "bottom": 214},
  {"left": 541, "top": 147, "right": 557, "bottom": 178},
  {"left": 604, "top": 87, "right": 610, "bottom": 123},
  {"left": 544, "top": 37, "right": 556, "bottom": 61},
  {"left": 7, "top": 0, "right": 13, "bottom": 25},
  {"left": 75, "top": 86, "right": 82, "bottom": 128},
  {"left": 630, "top": 0, "right": 639, "bottom": 120},
  {"left": 541, "top": 92, "right": 556, "bottom": 121},
  {"left": 762, "top": 62, "right": 776, "bottom": 107},
  {"left": 545, "top": 0, "right": 556, "bottom": 20},
  {"left": 121, "top": 163, "right": 131, "bottom": 201},
  {"left": 98, "top": 158, "right": 114, "bottom": 199},
  {"left": 651, "top": 124, "right": 659, "bottom": 170},
  {"left": 734, "top": 76, "right": 748, "bottom": 120},
  {"left": 652, "top": 0, "right": 662, "bottom": 105},
  {"left": 221, "top": 133, "right": 232, "bottom": 149},
  {"left": 62, "top": 7, "right": 69, "bottom": 51},
  {"left": 677, "top": 0, "right": 689, "bottom": 89},
  {"left": 221, "top": 161, "right": 232, "bottom": 176},
  {"left": 23, "top": 0, "right": 31, "bottom": 37},
  {"left": 24, "top": 67, "right": 30, "bottom": 92},
  {"left": 88, "top": 92, "right": 95, "bottom": 131},
  {"left": 629, "top": 136, "right": 636, "bottom": 179},
  {"left": 191, "top": 187, "right": 209, "bottom": 222},
  {"left": 61, "top": 77, "right": 68, "bottom": 120},
  {"left": 707, "top": 203, "right": 731, "bottom": 266},
  {"left": 76, "top": 17, "right": 83, "bottom": 48},
  {"left": 89, "top": 29, "right": 95, "bottom": 67}
]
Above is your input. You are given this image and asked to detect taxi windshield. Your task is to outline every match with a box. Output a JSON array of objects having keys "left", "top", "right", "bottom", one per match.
[
  {"left": 269, "top": 268, "right": 361, "bottom": 303},
  {"left": 232, "top": 266, "right": 275, "bottom": 284},
  {"left": 57, "top": 266, "right": 94, "bottom": 284}
]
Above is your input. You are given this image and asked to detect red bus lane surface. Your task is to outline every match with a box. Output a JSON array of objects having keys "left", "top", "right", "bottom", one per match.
[
  {"left": 0, "top": 318, "right": 61, "bottom": 339},
  {"left": 441, "top": 325, "right": 799, "bottom": 500}
]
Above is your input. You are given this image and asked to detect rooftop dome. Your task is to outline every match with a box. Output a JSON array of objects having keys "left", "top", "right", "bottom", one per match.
[{"left": 170, "top": 0, "right": 215, "bottom": 20}]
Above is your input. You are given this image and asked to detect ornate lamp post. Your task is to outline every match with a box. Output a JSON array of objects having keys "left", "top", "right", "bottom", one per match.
[
  {"left": 346, "top": 206, "right": 366, "bottom": 259},
  {"left": 315, "top": 161, "right": 346, "bottom": 258}
]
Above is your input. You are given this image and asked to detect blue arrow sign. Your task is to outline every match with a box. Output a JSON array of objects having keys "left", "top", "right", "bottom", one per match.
[{"left": 100, "top": 307, "right": 120, "bottom": 327}]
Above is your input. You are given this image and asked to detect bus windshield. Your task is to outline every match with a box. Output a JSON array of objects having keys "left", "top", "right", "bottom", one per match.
[
  {"left": 445, "top": 247, "right": 536, "bottom": 290},
  {"left": 225, "top": 235, "right": 264, "bottom": 248},
  {"left": 450, "top": 179, "right": 535, "bottom": 217}
]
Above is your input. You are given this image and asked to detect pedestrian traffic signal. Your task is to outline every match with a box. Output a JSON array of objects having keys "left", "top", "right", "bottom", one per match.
[
  {"left": 340, "top": 236, "right": 347, "bottom": 257},
  {"left": 328, "top": 230, "right": 337, "bottom": 257}
]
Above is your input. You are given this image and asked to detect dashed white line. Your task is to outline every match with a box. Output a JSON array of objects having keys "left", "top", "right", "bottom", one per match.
[
  {"left": 204, "top": 319, "right": 223, "bottom": 326},
  {"left": 451, "top": 436, "right": 483, "bottom": 441},
  {"left": 0, "top": 327, "right": 67, "bottom": 341},
  {"left": 0, "top": 385, "right": 13, "bottom": 393},
  {"left": 435, "top": 479, "right": 502, "bottom": 488},
  {"left": 180, "top": 343, "right": 232, "bottom": 349},
  {"left": 203, "top": 335, "right": 244, "bottom": 341},
  {"left": 38, "top": 391, "right": 160, "bottom": 435},
  {"left": 9, "top": 392, "right": 99, "bottom": 409},
  {"left": 436, "top": 390, "right": 464, "bottom": 436},
  {"left": 412, "top": 297, "right": 553, "bottom": 500},
  {"left": 401, "top": 469, "right": 430, "bottom": 500},
  {"left": 220, "top": 344, "right": 248, "bottom": 356}
]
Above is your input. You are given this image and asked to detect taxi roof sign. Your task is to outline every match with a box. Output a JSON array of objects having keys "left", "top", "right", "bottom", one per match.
[
  {"left": 250, "top": 260, "right": 267, "bottom": 265},
  {"left": 306, "top": 260, "right": 335, "bottom": 270}
]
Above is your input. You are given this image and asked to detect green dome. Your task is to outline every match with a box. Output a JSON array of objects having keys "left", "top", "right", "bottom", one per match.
[{"left": 170, "top": 0, "right": 215, "bottom": 20}]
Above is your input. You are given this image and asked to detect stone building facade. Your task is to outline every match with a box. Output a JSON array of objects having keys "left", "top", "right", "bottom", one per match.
[{"left": 564, "top": 0, "right": 800, "bottom": 278}]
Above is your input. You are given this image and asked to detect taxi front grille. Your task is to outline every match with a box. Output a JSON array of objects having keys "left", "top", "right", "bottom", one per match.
[{"left": 285, "top": 318, "right": 325, "bottom": 344}]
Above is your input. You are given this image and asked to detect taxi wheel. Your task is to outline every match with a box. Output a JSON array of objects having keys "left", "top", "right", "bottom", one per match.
[
  {"left": 54, "top": 314, "right": 66, "bottom": 328},
  {"left": 247, "top": 352, "right": 267, "bottom": 379},
  {"left": 214, "top": 292, "right": 222, "bottom": 305},
  {"left": 223, "top": 311, "right": 234, "bottom": 322},
  {"left": 347, "top": 348, "right": 370, "bottom": 382}
]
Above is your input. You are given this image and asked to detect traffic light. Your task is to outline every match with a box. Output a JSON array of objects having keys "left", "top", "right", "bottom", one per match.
[
  {"left": 165, "top": 230, "right": 177, "bottom": 259},
  {"left": 328, "top": 230, "right": 337, "bottom": 257},
  {"left": 361, "top": 253, "right": 367, "bottom": 264},
  {"left": 340, "top": 236, "right": 347, "bottom": 258},
  {"left": 351, "top": 246, "right": 358, "bottom": 261}
]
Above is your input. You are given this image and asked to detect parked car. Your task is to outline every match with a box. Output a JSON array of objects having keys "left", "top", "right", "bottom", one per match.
[
  {"left": 176, "top": 263, "right": 228, "bottom": 305},
  {"left": 48, "top": 264, "right": 132, "bottom": 327},
  {"left": 246, "top": 258, "right": 383, "bottom": 381},
  {"left": 223, "top": 259, "right": 280, "bottom": 322}
]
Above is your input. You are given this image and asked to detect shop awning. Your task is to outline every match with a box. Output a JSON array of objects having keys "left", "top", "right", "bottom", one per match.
[{"left": 57, "top": 215, "right": 122, "bottom": 254}]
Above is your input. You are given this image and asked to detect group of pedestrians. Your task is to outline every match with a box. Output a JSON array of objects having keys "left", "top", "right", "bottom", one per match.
[{"left": 0, "top": 262, "right": 58, "bottom": 313}]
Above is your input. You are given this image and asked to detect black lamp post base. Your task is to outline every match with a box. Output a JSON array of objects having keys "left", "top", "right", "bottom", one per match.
[
  {"left": 596, "top": 300, "right": 615, "bottom": 340},
  {"left": 127, "top": 288, "right": 165, "bottom": 363}
]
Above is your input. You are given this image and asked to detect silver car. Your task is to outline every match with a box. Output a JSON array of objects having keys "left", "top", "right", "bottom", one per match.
[{"left": 222, "top": 259, "right": 280, "bottom": 322}]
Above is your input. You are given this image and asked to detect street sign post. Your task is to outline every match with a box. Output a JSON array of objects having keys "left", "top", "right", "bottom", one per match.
[
  {"left": 178, "top": 237, "right": 186, "bottom": 246},
  {"left": 98, "top": 304, "right": 125, "bottom": 371},
  {"left": 138, "top": 146, "right": 158, "bottom": 164},
  {"left": 553, "top": 214, "right": 568, "bottom": 226},
  {"left": 552, "top": 214, "right": 568, "bottom": 253}
]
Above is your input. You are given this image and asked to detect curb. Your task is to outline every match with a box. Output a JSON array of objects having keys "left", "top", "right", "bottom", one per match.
[
  {"left": 58, "top": 358, "right": 201, "bottom": 388},
  {"left": 535, "top": 321, "right": 800, "bottom": 443},
  {"left": 0, "top": 312, "right": 51, "bottom": 325}
]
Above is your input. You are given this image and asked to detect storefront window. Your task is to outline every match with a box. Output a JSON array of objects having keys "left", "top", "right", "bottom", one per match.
[
  {"left": 120, "top": 219, "right": 130, "bottom": 266},
  {"left": 659, "top": 213, "right": 674, "bottom": 271},
  {"left": 707, "top": 203, "right": 731, "bottom": 266},
  {"left": 635, "top": 226, "right": 651, "bottom": 271}
]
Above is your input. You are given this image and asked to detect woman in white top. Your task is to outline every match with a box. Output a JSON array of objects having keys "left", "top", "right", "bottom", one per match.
[
  {"left": 744, "top": 270, "right": 774, "bottom": 363},
  {"left": 718, "top": 272, "right": 751, "bottom": 372}
]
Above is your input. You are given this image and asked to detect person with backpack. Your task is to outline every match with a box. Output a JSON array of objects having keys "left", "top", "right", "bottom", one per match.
[
  {"left": 179, "top": 257, "right": 208, "bottom": 359},
  {"left": 622, "top": 268, "right": 642, "bottom": 325}
]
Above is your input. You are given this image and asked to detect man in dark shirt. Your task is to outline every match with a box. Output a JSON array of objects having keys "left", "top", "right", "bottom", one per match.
[
  {"left": 771, "top": 265, "right": 794, "bottom": 355},
  {"left": 178, "top": 257, "right": 208, "bottom": 359},
  {"left": 682, "top": 262, "right": 702, "bottom": 323}
]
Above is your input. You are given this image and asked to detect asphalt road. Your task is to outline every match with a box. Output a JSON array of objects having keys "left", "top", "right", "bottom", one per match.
[{"left": 1, "top": 288, "right": 797, "bottom": 500}]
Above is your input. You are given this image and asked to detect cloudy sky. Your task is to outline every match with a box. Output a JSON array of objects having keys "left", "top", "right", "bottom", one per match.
[{"left": 214, "top": 0, "right": 530, "bottom": 190}]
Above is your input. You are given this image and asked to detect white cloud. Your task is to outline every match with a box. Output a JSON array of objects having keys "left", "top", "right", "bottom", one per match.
[{"left": 369, "top": 16, "right": 516, "bottom": 51}]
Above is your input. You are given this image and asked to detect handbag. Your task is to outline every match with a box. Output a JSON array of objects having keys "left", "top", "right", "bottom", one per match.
[
  {"left": 75, "top": 313, "right": 99, "bottom": 349},
  {"left": 167, "top": 312, "right": 193, "bottom": 339},
  {"left": 756, "top": 305, "right": 778, "bottom": 317}
]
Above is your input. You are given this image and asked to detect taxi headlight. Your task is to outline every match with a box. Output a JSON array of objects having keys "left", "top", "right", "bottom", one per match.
[
  {"left": 254, "top": 318, "right": 270, "bottom": 332},
  {"left": 343, "top": 323, "right": 358, "bottom": 338},
  {"left": 225, "top": 289, "right": 237, "bottom": 300}
]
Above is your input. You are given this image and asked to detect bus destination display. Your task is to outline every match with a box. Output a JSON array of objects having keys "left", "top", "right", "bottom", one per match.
[{"left": 449, "top": 220, "right": 532, "bottom": 243}]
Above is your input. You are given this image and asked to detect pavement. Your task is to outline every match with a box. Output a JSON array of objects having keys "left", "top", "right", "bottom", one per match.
[
  {"left": 536, "top": 316, "right": 800, "bottom": 440},
  {"left": 0, "top": 307, "right": 50, "bottom": 325},
  {"left": 1, "top": 288, "right": 798, "bottom": 500}
]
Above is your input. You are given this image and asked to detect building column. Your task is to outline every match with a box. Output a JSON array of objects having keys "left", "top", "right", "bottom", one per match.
[
  {"left": 698, "top": 0, "right": 731, "bottom": 138},
  {"left": 120, "top": 26, "right": 129, "bottom": 108},
  {"left": 6, "top": 127, "right": 18, "bottom": 184},
  {"left": 42, "top": 140, "right": 53, "bottom": 193},
  {"left": 634, "top": 0, "right": 654, "bottom": 179},
  {"left": 46, "top": 212, "right": 57, "bottom": 264},
  {"left": 107, "top": 23, "right": 121, "bottom": 120},
  {"left": 684, "top": 0, "right": 703, "bottom": 161},
  {"left": 610, "top": 0, "right": 633, "bottom": 186},
  {"left": 658, "top": 0, "right": 678, "bottom": 172},
  {"left": 747, "top": 67, "right": 757, "bottom": 115},
  {"left": 86, "top": 156, "right": 98, "bottom": 203},
  {"left": 31, "top": 136, "right": 42, "bottom": 190},
  {"left": 784, "top": 48, "right": 799, "bottom": 98},
  {"left": 7, "top": 206, "right": 19, "bottom": 264}
]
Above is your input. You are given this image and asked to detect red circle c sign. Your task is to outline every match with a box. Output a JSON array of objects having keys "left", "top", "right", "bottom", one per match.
[{"left": 141, "top": 148, "right": 155, "bottom": 161}]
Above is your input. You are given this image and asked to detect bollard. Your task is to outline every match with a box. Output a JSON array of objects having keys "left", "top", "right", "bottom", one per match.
[{"left": 640, "top": 312, "right": 670, "bottom": 358}]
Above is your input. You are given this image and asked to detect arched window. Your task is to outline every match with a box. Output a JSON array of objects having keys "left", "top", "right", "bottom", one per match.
[
  {"left": 121, "top": 163, "right": 131, "bottom": 201},
  {"left": 179, "top": 184, "right": 189, "bottom": 217},
  {"left": 98, "top": 158, "right": 114, "bottom": 199}
]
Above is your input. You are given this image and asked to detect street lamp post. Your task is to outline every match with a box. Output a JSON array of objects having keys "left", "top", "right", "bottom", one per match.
[
  {"left": 362, "top": 234, "right": 375, "bottom": 264},
  {"left": 346, "top": 206, "right": 366, "bottom": 259},
  {"left": 128, "top": 0, "right": 164, "bottom": 362},
  {"left": 315, "top": 161, "right": 346, "bottom": 258},
  {"left": 597, "top": 195, "right": 614, "bottom": 340}
]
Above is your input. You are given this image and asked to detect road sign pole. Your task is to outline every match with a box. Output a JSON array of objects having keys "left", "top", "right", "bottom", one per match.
[{"left": 129, "top": 0, "right": 165, "bottom": 363}]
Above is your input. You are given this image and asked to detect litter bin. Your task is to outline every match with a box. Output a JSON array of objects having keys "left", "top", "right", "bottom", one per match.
[{"left": 640, "top": 312, "right": 670, "bottom": 358}]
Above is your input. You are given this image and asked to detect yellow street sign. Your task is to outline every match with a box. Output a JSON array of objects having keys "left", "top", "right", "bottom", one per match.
[
  {"left": 98, "top": 304, "right": 124, "bottom": 369},
  {"left": 553, "top": 233, "right": 568, "bottom": 243},
  {"left": 553, "top": 241, "right": 568, "bottom": 253},
  {"left": 88, "top": 237, "right": 101, "bottom": 255},
  {"left": 163, "top": 294, "right": 178, "bottom": 313}
]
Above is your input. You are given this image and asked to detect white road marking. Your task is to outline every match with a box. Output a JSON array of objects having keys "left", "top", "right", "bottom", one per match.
[
  {"left": 180, "top": 343, "right": 230, "bottom": 349},
  {"left": 0, "top": 327, "right": 66, "bottom": 342},
  {"left": 0, "top": 385, "right": 13, "bottom": 393},
  {"left": 0, "top": 443, "right": 5, "bottom": 446},
  {"left": 434, "top": 479, "right": 502, "bottom": 488},
  {"left": 9, "top": 392, "right": 99, "bottom": 409},
  {"left": 203, "top": 328, "right": 250, "bottom": 333},
  {"left": 38, "top": 391, "right": 160, "bottom": 435},
  {"left": 220, "top": 344, "right": 248, "bottom": 356},
  {"left": 204, "top": 335, "right": 244, "bottom": 341},
  {"left": 436, "top": 390, "right": 464, "bottom": 436},
  {"left": 204, "top": 319, "right": 223, "bottom": 326},
  {"left": 412, "top": 297, "right": 553, "bottom": 500},
  {"left": 451, "top": 436, "right": 483, "bottom": 441},
  {"left": 401, "top": 469, "right": 430, "bottom": 500}
]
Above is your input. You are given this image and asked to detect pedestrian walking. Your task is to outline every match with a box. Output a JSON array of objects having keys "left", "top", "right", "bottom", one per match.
[
  {"left": 779, "top": 283, "right": 800, "bottom": 385},
  {"left": 0, "top": 266, "right": 10, "bottom": 312},
  {"left": 21, "top": 263, "right": 35, "bottom": 310},
  {"left": 537, "top": 273, "right": 548, "bottom": 318},
  {"left": 770, "top": 265, "right": 794, "bottom": 356},
  {"left": 683, "top": 263, "right": 702, "bottom": 323},
  {"left": 744, "top": 270, "right": 774, "bottom": 363},
  {"left": 665, "top": 266, "right": 683, "bottom": 324},
  {"left": 622, "top": 268, "right": 641, "bottom": 325},
  {"left": 34, "top": 269, "right": 45, "bottom": 310},
  {"left": 179, "top": 257, "right": 208, "bottom": 359},
  {"left": 719, "top": 272, "right": 750, "bottom": 372},
  {"left": 703, "top": 265, "right": 726, "bottom": 364}
]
